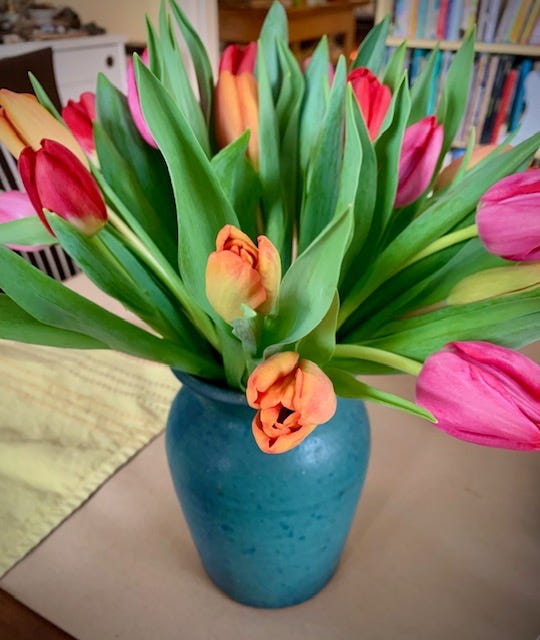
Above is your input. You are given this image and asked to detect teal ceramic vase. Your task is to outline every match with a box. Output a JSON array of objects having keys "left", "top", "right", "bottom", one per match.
[{"left": 165, "top": 372, "right": 371, "bottom": 608}]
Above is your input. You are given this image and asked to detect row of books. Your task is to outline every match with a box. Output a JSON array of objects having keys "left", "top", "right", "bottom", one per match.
[
  {"left": 397, "top": 47, "right": 537, "bottom": 145},
  {"left": 392, "top": 0, "right": 540, "bottom": 45}
]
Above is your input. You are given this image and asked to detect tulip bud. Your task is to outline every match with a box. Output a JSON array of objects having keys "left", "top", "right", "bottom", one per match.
[
  {"left": 246, "top": 352, "right": 337, "bottom": 454},
  {"left": 416, "top": 341, "right": 540, "bottom": 451},
  {"left": 347, "top": 67, "right": 392, "bottom": 141},
  {"left": 0, "top": 89, "right": 87, "bottom": 166},
  {"left": 206, "top": 224, "right": 280, "bottom": 323},
  {"left": 476, "top": 169, "right": 540, "bottom": 262},
  {"left": 0, "top": 190, "right": 47, "bottom": 251},
  {"left": 214, "top": 42, "right": 259, "bottom": 165},
  {"left": 61, "top": 92, "right": 96, "bottom": 154},
  {"left": 127, "top": 49, "right": 158, "bottom": 148},
  {"left": 394, "top": 115, "right": 443, "bottom": 208},
  {"left": 19, "top": 139, "right": 107, "bottom": 236}
]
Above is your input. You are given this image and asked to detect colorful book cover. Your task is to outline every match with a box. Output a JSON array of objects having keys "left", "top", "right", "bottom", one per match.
[
  {"left": 475, "top": 55, "right": 500, "bottom": 143},
  {"left": 393, "top": 0, "right": 412, "bottom": 37},
  {"left": 408, "top": 0, "right": 421, "bottom": 38},
  {"left": 424, "top": 0, "right": 441, "bottom": 39},
  {"left": 519, "top": 1, "right": 540, "bottom": 43},
  {"left": 459, "top": 53, "right": 489, "bottom": 143},
  {"left": 446, "top": 0, "right": 464, "bottom": 40},
  {"left": 508, "top": 58, "right": 533, "bottom": 131},
  {"left": 490, "top": 67, "right": 519, "bottom": 142},
  {"left": 436, "top": 0, "right": 451, "bottom": 38},
  {"left": 416, "top": 0, "right": 428, "bottom": 36},
  {"left": 508, "top": 0, "right": 533, "bottom": 42},
  {"left": 480, "top": 56, "right": 513, "bottom": 143},
  {"left": 495, "top": 0, "right": 521, "bottom": 42},
  {"left": 483, "top": 0, "right": 503, "bottom": 43}
]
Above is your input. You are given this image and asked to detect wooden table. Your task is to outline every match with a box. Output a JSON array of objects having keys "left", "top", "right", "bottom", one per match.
[{"left": 218, "top": 1, "right": 368, "bottom": 60}]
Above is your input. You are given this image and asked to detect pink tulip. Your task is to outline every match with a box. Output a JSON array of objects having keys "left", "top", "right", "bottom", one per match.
[
  {"left": 61, "top": 92, "right": 96, "bottom": 154},
  {"left": 395, "top": 115, "right": 443, "bottom": 208},
  {"left": 0, "top": 190, "right": 46, "bottom": 251},
  {"left": 246, "top": 352, "right": 337, "bottom": 454},
  {"left": 206, "top": 224, "right": 280, "bottom": 323},
  {"left": 347, "top": 67, "right": 391, "bottom": 141},
  {"left": 127, "top": 49, "right": 158, "bottom": 148},
  {"left": 416, "top": 341, "right": 540, "bottom": 451},
  {"left": 476, "top": 169, "right": 540, "bottom": 262},
  {"left": 19, "top": 139, "right": 107, "bottom": 236},
  {"left": 214, "top": 42, "right": 259, "bottom": 165}
]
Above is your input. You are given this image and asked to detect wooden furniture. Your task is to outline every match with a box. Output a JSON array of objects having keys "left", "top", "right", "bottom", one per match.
[
  {"left": 218, "top": 1, "right": 368, "bottom": 60},
  {"left": 0, "top": 34, "right": 127, "bottom": 103}
]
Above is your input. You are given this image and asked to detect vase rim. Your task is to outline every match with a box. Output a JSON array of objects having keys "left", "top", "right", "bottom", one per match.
[{"left": 172, "top": 370, "right": 248, "bottom": 406}]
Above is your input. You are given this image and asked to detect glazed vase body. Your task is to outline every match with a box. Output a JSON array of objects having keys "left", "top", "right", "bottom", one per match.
[{"left": 165, "top": 374, "right": 371, "bottom": 608}]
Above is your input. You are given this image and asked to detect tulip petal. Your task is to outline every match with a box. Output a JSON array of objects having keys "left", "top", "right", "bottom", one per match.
[
  {"left": 0, "top": 109, "right": 25, "bottom": 158},
  {"left": 416, "top": 341, "right": 540, "bottom": 451},
  {"left": 127, "top": 53, "right": 158, "bottom": 148},
  {"left": 0, "top": 90, "right": 87, "bottom": 165},
  {"left": 0, "top": 190, "right": 47, "bottom": 250},
  {"left": 256, "top": 235, "right": 281, "bottom": 315}
]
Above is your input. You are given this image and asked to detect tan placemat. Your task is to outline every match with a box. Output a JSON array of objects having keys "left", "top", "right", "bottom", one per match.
[{"left": 0, "top": 340, "right": 180, "bottom": 578}]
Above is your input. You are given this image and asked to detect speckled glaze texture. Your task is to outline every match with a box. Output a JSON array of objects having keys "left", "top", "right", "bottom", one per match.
[{"left": 165, "top": 373, "right": 371, "bottom": 608}]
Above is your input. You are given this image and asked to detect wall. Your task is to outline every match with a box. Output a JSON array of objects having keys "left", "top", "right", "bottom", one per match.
[{"left": 66, "top": 0, "right": 219, "bottom": 69}]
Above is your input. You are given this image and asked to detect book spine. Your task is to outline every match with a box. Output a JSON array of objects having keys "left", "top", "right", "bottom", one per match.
[
  {"left": 490, "top": 67, "right": 519, "bottom": 143},
  {"left": 475, "top": 55, "right": 500, "bottom": 143},
  {"left": 436, "top": 0, "right": 451, "bottom": 38},
  {"left": 519, "top": 1, "right": 540, "bottom": 43},
  {"left": 530, "top": 14, "right": 540, "bottom": 44},
  {"left": 508, "top": 0, "right": 533, "bottom": 43},
  {"left": 445, "top": 0, "right": 464, "bottom": 40},
  {"left": 424, "top": 0, "right": 440, "bottom": 39},
  {"left": 393, "top": 0, "right": 411, "bottom": 37},
  {"left": 459, "top": 0, "right": 478, "bottom": 37},
  {"left": 508, "top": 58, "right": 533, "bottom": 131},
  {"left": 416, "top": 0, "right": 428, "bottom": 36},
  {"left": 459, "top": 53, "right": 488, "bottom": 144},
  {"left": 494, "top": 0, "right": 519, "bottom": 43},
  {"left": 408, "top": 0, "right": 421, "bottom": 38},
  {"left": 480, "top": 56, "right": 513, "bottom": 143},
  {"left": 483, "top": 0, "right": 503, "bottom": 43}
]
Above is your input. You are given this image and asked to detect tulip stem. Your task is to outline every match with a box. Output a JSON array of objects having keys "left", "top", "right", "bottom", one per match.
[
  {"left": 105, "top": 207, "right": 220, "bottom": 351},
  {"left": 333, "top": 344, "right": 423, "bottom": 376},
  {"left": 402, "top": 224, "right": 478, "bottom": 270}
]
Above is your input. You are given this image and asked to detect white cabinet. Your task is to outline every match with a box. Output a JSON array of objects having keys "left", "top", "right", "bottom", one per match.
[{"left": 0, "top": 34, "right": 127, "bottom": 103}]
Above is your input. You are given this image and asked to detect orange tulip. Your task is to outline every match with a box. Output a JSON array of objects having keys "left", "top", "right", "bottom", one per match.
[
  {"left": 0, "top": 89, "right": 87, "bottom": 166},
  {"left": 214, "top": 42, "right": 259, "bottom": 165},
  {"left": 206, "top": 224, "right": 280, "bottom": 323},
  {"left": 246, "top": 352, "right": 337, "bottom": 454}
]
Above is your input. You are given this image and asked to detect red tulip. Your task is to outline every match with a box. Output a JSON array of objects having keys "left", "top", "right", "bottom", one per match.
[
  {"left": 206, "top": 224, "right": 280, "bottom": 323},
  {"left": 127, "top": 49, "right": 158, "bottom": 148},
  {"left": 19, "top": 139, "right": 107, "bottom": 236},
  {"left": 347, "top": 67, "right": 391, "bottom": 141},
  {"left": 394, "top": 115, "right": 443, "bottom": 208},
  {"left": 0, "top": 190, "right": 46, "bottom": 251},
  {"left": 416, "top": 341, "right": 540, "bottom": 451},
  {"left": 62, "top": 92, "right": 96, "bottom": 154},
  {"left": 214, "top": 42, "right": 259, "bottom": 165},
  {"left": 246, "top": 352, "right": 337, "bottom": 454},
  {"left": 477, "top": 169, "right": 540, "bottom": 262}
]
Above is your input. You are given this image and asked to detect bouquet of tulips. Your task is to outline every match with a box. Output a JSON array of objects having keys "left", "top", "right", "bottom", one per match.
[{"left": 0, "top": 1, "right": 539, "bottom": 454}]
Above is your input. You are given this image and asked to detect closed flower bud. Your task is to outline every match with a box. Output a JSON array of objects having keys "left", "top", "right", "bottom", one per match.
[
  {"left": 0, "top": 89, "right": 87, "bottom": 166},
  {"left": 477, "top": 169, "right": 540, "bottom": 262},
  {"left": 416, "top": 341, "right": 540, "bottom": 451},
  {"left": 0, "top": 190, "right": 46, "bottom": 251},
  {"left": 214, "top": 42, "right": 259, "bottom": 165},
  {"left": 19, "top": 139, "right": 107, "bottom": 236},
  {"left": 206, "top": 224, "right": 280, "bottom": 323},
  {"left": 247, "top": 352, "right": 337, "bottom": 454},
  {"left": 347, "top": 67, "right": 391, "bottom": 141},
  {"left": 395, "top": 115, "right": 443, "bottom": 208},
  {"left": 127, "top": 49, "right": 158, "bottom": 148},
  {"left": 61, "top": 92, "right": 97, "bottom": 154}
]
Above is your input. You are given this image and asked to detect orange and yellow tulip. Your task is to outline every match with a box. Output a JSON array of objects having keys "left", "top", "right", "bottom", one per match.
[
  {"left": 0, "top": 89, "right": 87, "bottom": 165},
  {"left": 246, "top": 352, "right": 337, "bottom": 454},
  {"left": 214, "top": 42, "right": 259, "bottom": 165},
  {"left": 206, "top": 224, "right": 280, "bottom": 323}
]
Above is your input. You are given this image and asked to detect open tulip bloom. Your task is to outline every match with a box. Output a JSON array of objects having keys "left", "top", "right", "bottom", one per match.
[{"left": 0, "top": 1, "right": 539, "bottom": 454}]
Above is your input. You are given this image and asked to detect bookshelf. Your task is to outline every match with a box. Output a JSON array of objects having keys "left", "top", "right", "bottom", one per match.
[{"left": 374, "top": 0, "right": 540, "bottom": 149}]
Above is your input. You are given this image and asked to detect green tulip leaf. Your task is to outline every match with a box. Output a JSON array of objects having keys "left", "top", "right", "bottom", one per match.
[
  {"left": 382, "top": 41, "right": 408, "bottom": 93},
  {"left": 29, "top": 73, "right": 62, "bottom": 121},
  {"left": 351, "top": 15, "right": 390, "bottom": 75},
  {"left": 0, "top": 294, "right": 108, "bottom": 349},
  {"left": 168, "top": 0, "right": 214, "bottom": 126},
  {"left": 296, "top": 292, "right": 338, "bottom": 365},
  {"left": 299, "top": 56, "right": 346, "bottom": 253},
  {"left": 0, "top": 246, "right": 222, "bottom": 378},
  {"left": 264, "top": 206, "right": 353, "bottom": 349},
  {"left": 258, "top": 0, "right": 288, "bottom": 99},
  {"left": 135, "top": 57, "right": 239, "bottom": 313},
  {"left": 327, "top": 368, "right": 436, "bottom": 422},
  {"left": 0, "top": 217, "right": 54, "bottom": 247},
  {"left": 409, "top": 46, "right": 440, "bottom": 123}
]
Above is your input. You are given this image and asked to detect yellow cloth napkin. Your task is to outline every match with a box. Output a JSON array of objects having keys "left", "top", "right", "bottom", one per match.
[{"left": 0, "top": 340, "right": 180, "bottom": 577}]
